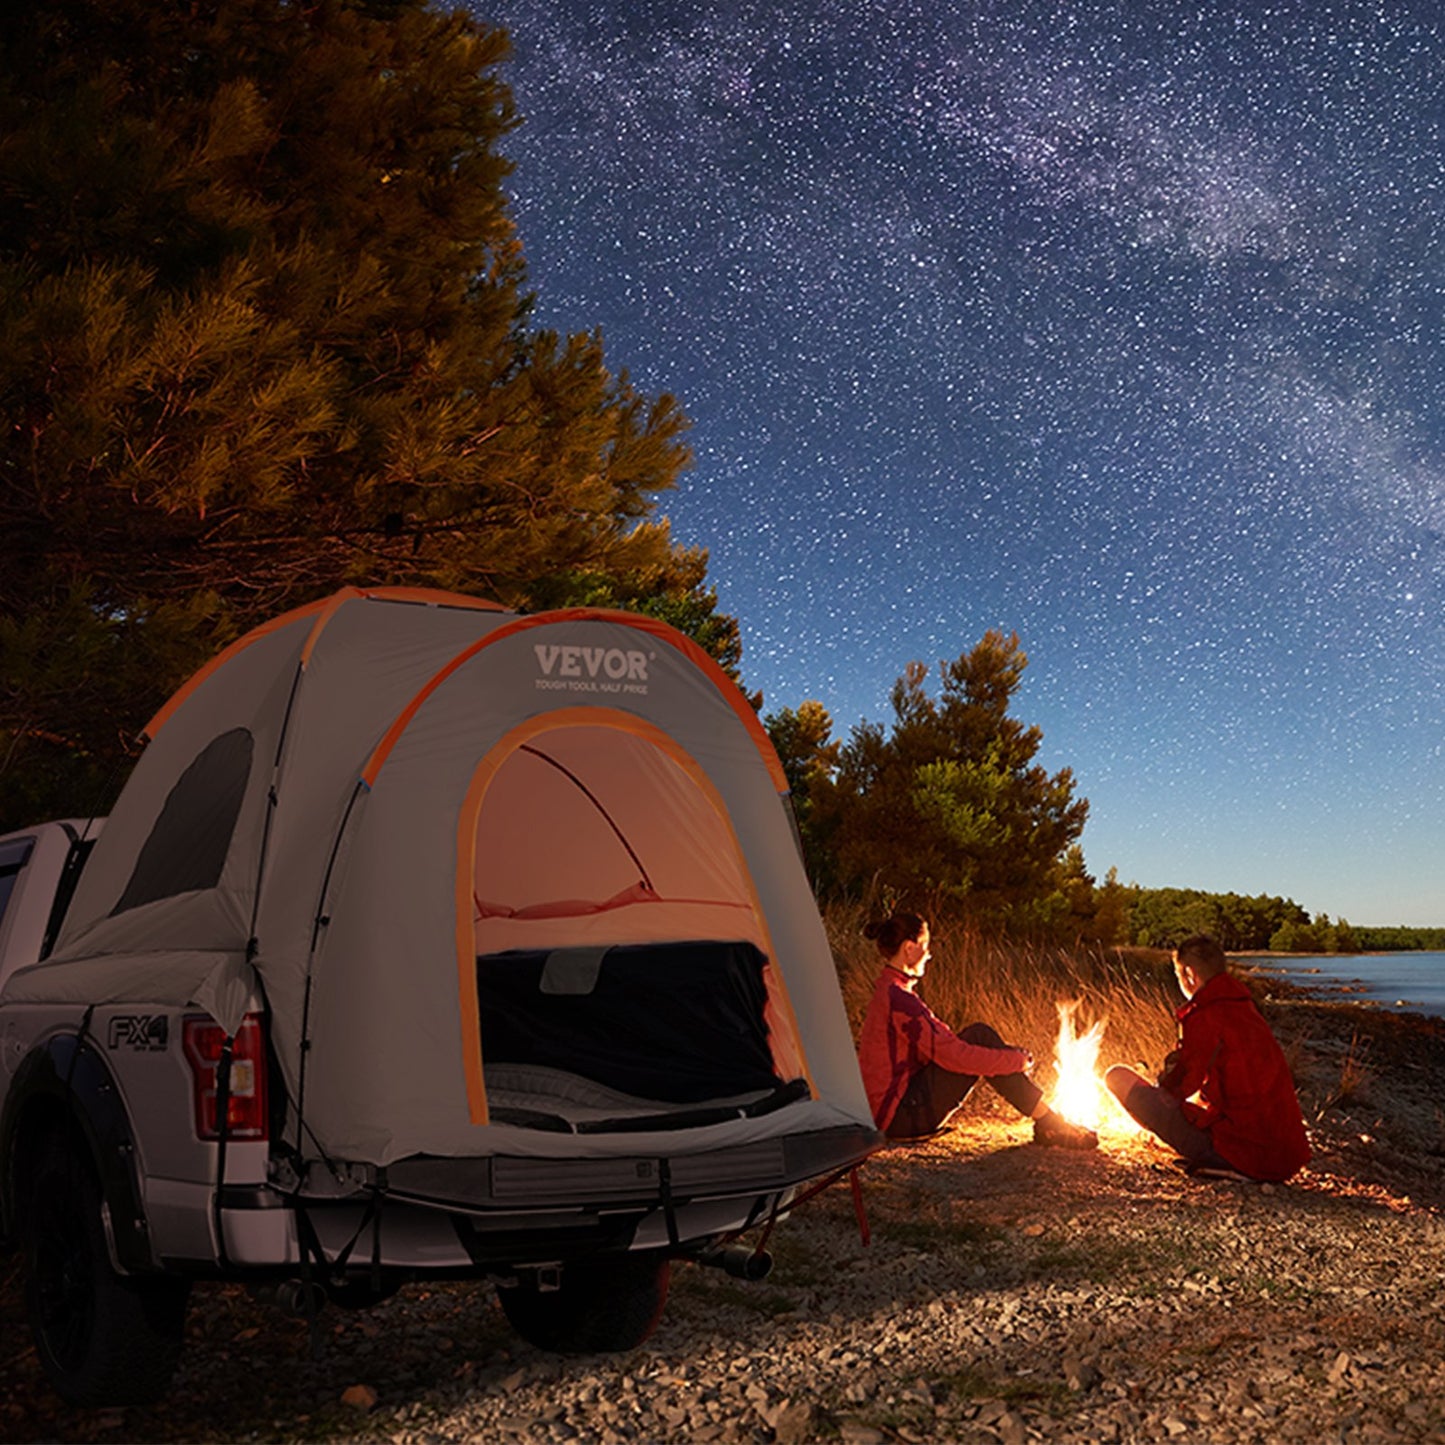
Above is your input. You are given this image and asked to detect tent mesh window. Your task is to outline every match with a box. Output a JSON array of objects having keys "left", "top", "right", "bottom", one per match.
[
  {"left": 477, "top": 940, "right": 783, "bottom": 1115},
  {"left": 113, "top": 728, "right": 254, "bottom": 914}
]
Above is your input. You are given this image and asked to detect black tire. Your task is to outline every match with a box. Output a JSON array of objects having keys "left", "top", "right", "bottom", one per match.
[
  {"left": 23, "top": 1137, "right": 189, "bottom": 1407},
  {"left": 497, "top": 1252, "right": 671, "bottom": 1353}
]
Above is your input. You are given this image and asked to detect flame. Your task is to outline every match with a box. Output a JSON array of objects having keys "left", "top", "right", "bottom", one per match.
[{"left": 1049, "top": 1000, "right": 1108, "bottom": 1130}]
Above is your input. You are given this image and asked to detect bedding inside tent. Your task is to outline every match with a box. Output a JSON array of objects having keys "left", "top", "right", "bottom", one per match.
[{"left": 468, "top": 725, "right": 802, "bottom": 1130}]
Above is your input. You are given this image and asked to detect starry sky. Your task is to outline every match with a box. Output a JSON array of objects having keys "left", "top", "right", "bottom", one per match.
[{"left": 477, "top": 0, "right": 1444, "bottom": 927}]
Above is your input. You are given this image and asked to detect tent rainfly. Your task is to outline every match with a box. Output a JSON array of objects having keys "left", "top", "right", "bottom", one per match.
[{"left": 23, "top": 588, "right": 877, "bottom": 1170}]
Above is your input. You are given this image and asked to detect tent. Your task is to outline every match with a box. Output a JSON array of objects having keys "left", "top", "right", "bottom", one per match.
[{"left": 10, "top": 588, "right": 876, "bottom": 1174}]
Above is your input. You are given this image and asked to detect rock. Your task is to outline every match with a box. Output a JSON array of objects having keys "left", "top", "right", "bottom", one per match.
[
  {"left": 341, "top": 1384, "right": 378, "bottom": 1411},
  {"left": 768, "top": 1399, "right": 816, "bottom": 1445},
  {"left": 837, "top": 1421, "right": 886, "bottom": 1445},
  {"left": 899, "top": 1378, "right": 935, "bottom": 1407},
  {"left": 995, "top": 1410, "right": 1028, "bottom": 1445},
  {"left": 975, "top": 1399, "right": 1008, "bottom": 1425}
]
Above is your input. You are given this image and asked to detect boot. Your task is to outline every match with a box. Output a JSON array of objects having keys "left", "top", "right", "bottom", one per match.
[{"left": 1032, "top": 1110, "right": 1098, "bottom": 1150}]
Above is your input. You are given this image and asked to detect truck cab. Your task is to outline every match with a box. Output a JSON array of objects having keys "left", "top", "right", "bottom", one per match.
[{"left": 0, "top": 819, "right": 99, "bottom": 991}]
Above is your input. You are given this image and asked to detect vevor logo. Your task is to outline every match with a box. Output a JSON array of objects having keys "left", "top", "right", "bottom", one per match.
[{"left": 533, "top": 643, "right": 652, "bottom": 695}]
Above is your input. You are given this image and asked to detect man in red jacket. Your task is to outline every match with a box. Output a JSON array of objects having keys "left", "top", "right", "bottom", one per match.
[{"left": 1106, "top": 934, "right": 1311, "bottom": 1182}]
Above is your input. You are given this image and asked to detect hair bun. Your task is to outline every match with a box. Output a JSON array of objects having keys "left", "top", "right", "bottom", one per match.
[{"left": 863, "top": 920, "right": 883, "bottom": 940}]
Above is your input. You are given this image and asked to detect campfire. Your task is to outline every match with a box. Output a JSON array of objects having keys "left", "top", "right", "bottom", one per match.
[{"left": 1049, "top": 999, "right": 1109, "bottom": 1131}]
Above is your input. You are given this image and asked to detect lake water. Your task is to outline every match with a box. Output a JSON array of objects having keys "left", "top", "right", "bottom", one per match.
[{"left": 1242, "top": 952, "right": 1445, "bottom": 1020}]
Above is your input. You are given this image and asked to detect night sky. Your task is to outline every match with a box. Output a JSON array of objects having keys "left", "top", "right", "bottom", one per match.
[{"left": 479, "top": 0, "right": 1444, "bottom": 927}]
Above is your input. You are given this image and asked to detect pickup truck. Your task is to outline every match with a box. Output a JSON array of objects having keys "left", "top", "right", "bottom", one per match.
[
  {"left": 0, "top": 594, "right": 880, "bottom": 1411},
  {"left": 0, "top": 816, "right": 873, "bottom": 1409}
]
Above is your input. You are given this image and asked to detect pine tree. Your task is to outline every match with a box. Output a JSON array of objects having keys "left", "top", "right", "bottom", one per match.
[
  {"left": 813, "top": 631, "right": 1089, "bottom": 934},
  {"left": 763, "top": 700, "right": 841, "bottom": 886},
  {"left": 0, "top": 0, "right": 726, "bottom": 828}
]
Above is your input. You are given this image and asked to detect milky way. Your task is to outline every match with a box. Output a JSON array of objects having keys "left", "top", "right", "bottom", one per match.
[{"left": 478, "top": 0, "right": 1444, "bottom": 925}]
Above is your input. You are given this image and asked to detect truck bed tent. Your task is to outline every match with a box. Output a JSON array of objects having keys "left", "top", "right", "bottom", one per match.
[{"left": 15, "top": 588, "right": 875, "bottom": 1170}]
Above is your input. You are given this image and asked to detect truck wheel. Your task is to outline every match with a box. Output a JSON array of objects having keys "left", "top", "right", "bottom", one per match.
[
  {"left": 497, "top": 1253, "right": 670, "bottom": 1353},
  {"left": 24, "top": 1138, "right": 190, "bottom": 1407}
]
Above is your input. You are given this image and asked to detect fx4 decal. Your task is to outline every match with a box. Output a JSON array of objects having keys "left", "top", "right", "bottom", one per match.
[{"left": 108, "top": 1015, "right": 169, "bottom": 1051}]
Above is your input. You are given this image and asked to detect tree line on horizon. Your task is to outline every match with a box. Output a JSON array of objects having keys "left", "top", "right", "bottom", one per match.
[
  {"left": 761, "top": 687, "right": 1438, "bottom": 952},
  {"left": 2, "top": 2, "right": 1430, "bottom": 950}
]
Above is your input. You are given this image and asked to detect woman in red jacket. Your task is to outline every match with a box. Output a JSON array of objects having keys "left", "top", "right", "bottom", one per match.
[
  {"left": 857, "top": 911, "right": 1096, "bottom": 1147},
  {"left": 1105, "top": 934, "right": 1311, "bottom": 1182}
]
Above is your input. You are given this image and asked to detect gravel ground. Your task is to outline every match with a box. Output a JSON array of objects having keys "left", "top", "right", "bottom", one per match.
[{"left": 3, "top": 993, "right": 1443, "bottom": 1445}]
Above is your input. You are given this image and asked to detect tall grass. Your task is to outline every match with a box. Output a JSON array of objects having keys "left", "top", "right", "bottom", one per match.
[{"left": 823, "top": 897, "right": 1181, "bottom": 1107}]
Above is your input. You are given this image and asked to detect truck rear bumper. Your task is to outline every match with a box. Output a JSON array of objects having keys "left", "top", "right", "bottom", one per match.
[
  {"left": 159, "top": 1188, "right": 786, "bottom": 1272},
  {"left": 151, "top": 1122, "right": 879, "bottom": 1273}
]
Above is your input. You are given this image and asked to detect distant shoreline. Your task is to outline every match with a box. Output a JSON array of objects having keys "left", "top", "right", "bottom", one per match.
[
  {"left": 1233, "top": 948, "right": 1431, "bottom": 959},
  {"left": 1234, "top": 951, "right": 1445, "bottom": 1021}
]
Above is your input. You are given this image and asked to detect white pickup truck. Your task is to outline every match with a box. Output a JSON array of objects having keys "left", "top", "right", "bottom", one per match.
[
  {"left": 0, "top": 594, "right": 880, "bottom": 1411},
  {"left": 0, "top": 813, "right": 875, "bottom": 1409}
]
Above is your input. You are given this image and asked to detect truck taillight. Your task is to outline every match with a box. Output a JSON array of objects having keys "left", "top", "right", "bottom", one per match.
[{"left": 182, "top": 1013, "right": 268, "bottom": 1140}]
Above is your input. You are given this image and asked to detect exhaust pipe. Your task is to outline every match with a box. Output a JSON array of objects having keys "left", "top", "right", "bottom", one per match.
[{"left": 698, "top": 1244, "right": 773, "bottom": 1281}]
